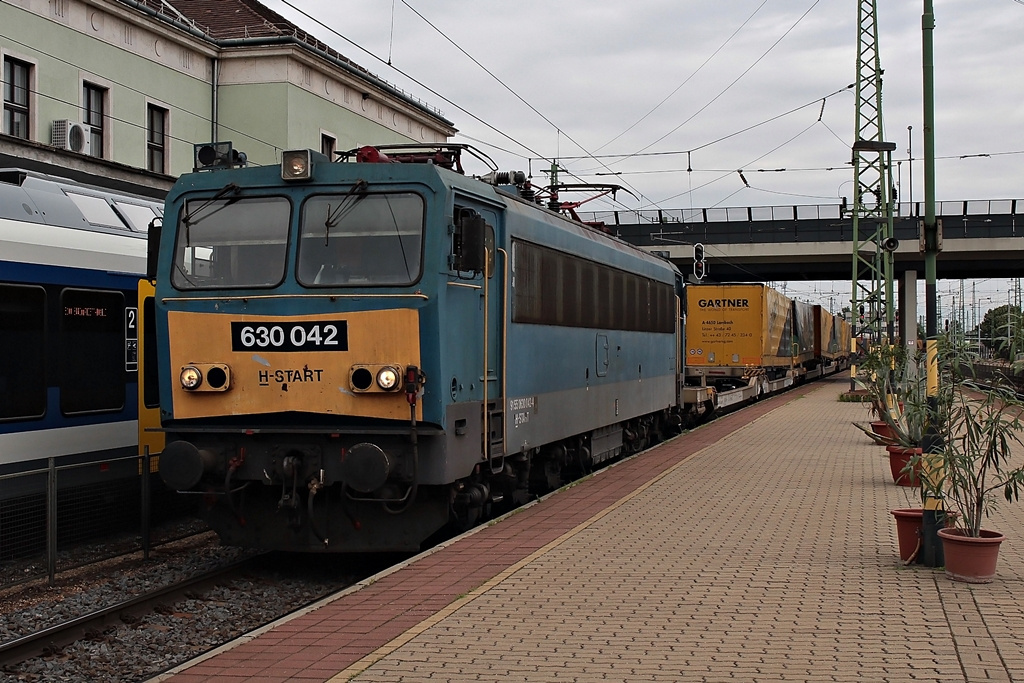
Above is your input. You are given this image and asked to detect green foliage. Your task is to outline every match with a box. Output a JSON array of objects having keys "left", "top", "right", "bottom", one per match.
[
  {"left": 854, "top": 343, "right": 928, "bottom": 448},
  {"left": 913, "top": 335, "right": 1024, "bottom": 537},
  {"left": 979, "top": 304, "right": 1024, "bottom": 361}
]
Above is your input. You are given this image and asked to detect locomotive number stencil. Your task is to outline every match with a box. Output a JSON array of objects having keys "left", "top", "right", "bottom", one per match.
[{"left": 230, "top": 321, "right": 349, "bottom": 352}]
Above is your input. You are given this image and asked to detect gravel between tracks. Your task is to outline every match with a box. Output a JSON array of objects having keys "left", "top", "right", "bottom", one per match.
[{"left": 0, "top": 533, "right": 356, "bottom": 682}]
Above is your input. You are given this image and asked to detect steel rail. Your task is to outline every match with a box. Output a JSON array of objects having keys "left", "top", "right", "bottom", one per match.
[{"left": 0, "top": 554, "right": 265, "bottom": 669}]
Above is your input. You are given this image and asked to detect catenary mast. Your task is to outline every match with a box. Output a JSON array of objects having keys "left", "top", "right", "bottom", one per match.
[{"left": 850, "top": 0, "right": 896, "bottom": 350}]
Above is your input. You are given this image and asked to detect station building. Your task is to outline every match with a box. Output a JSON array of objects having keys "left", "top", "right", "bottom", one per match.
[{"left": 1, "top": 0, "right": 455, "bottom": 191}]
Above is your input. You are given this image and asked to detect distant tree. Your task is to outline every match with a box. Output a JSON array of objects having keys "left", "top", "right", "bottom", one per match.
[{"left": 980, "top": 305, "right": 1024, "bottom": 360}]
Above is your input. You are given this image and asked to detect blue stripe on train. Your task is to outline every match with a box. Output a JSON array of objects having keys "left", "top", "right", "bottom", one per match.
[{"left": 0, "top": 259, "right": 142, "bottom": 288}]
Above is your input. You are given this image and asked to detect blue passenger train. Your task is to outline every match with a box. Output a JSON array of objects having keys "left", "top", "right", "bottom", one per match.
[
  {"left": 0, "top": 169, "right": 162, "bottom": 503},
  {"left": 150, "top": 143, "right": 699, "bottom": 553}
]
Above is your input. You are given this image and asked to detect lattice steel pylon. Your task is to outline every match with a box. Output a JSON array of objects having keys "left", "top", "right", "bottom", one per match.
[{"left": 850, "top": 0, "right": 896, "bottom": 346}]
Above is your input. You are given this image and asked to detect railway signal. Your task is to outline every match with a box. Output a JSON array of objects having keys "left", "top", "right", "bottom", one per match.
[{"left": 693, "top": 243, "right": 706, "bottom": 280}]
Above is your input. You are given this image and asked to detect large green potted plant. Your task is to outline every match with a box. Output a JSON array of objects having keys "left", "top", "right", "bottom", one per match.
[
  {"left": 913, "top": 335, "right": 1024, "bottom": 583},
  {"left": 853, "top": 343, "right": 926, "bottom": 486}
]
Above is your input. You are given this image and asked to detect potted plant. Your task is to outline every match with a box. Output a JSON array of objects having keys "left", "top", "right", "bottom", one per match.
[
  {"left": 913, "top": 335, "right": 1024, "bottom": 583},
  {"left": 853, "top": 343, "right": 927, "bottom": 486}
]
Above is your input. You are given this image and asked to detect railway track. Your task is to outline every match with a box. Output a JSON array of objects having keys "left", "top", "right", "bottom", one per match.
[
  {"left": 0, "top": 546, "right": 383, "bottom": 681},
  {"left": 0, "top": 555, "right": 265, "bottom": 669}
]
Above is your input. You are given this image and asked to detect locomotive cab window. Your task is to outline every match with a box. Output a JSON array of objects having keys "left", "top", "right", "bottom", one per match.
[
  {"left": 171, "top": 195, "right": 290, "bottom": 289},
  {"left": 297, "top": 191, "right": 424, "bottom": 287},
  {"left": 451, "top": 206, "right": 494, "bottom": 277}
]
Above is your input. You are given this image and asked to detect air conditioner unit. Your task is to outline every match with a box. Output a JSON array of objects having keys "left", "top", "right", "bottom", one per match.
[{"left": 51, "top": 119, "right": 92, "bottom": 155}]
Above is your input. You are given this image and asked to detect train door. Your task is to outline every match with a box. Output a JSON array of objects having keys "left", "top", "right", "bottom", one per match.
[
  {"left": 137, "top": 279, "right": 164, "bottom": 469},
  {"left": 447, "top": 200, "right": 504, "bottom": 464},
  {"left": 483, "top": 209, "right": 503, "bottom": 461}
]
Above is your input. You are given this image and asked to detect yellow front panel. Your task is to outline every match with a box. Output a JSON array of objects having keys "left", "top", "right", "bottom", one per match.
[
  {"left": 168, "top": 309, "right": 421, "bottom": 421},
  {"left": 685, "top": 284, "right": 764, "bottom": 367}
]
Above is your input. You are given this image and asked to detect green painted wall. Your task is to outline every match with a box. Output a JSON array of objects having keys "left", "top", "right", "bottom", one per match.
[
  {"left": 217, "top": 81, "right": 419, "bottom": 168},
  {"left": 2, "top": 3, "right": 211, "bottom": 176},
  {"left": 2, "top": 2, "right": 447, "bottom": 179}
]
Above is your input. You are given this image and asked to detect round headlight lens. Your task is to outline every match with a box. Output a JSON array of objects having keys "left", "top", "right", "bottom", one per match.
[
  {"left": 376, "top": 367, "right": 400, "bottom": 391},
  {"left": 180, "top": 366, "right": 203, "bottom": 390},
  {"left": 287, "top": 157, "right": 306, "bottom": 176}
]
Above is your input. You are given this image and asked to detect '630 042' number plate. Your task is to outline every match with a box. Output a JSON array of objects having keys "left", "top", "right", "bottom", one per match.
[{"left": 230, "top": 321, "right": 348, "bottom": 352}]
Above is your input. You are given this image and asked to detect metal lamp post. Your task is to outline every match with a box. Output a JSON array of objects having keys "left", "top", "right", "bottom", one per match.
[{"left": 920, "top": 0, "right": 945, "bottom": 568}]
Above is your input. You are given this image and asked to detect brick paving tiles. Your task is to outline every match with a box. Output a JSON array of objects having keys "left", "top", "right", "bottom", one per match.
[{"left": 152, "top": 376, "right": 1024, "bottom": 683}]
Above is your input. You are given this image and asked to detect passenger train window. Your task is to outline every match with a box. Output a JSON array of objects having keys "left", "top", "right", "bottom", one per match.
[
  {"left": 59, "top": 288, "right": 125, "bottom": 415},
  {"left": 511, "top": 239, "right": 674, "bottom": 333},
  {"left": 0, "top": 284, "right": 46, "bottom": 421}
]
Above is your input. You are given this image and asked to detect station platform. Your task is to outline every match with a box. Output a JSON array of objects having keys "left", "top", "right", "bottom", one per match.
[{"left": 153, "top": 376, "right": 1024, "bottom": 682}]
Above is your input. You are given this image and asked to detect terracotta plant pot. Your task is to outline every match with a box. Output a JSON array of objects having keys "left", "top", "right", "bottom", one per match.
[
  {"left": 937, "top": 527, "right": 1006, "bottom": 583},
  {"left": 886, "top": 444, "right": 922, "bottom": 486},
  {"left": 891, "top": 509, "right": 958, "bottom": 563},
  {"left": 871, "top": 420, "right": 896, "bottom": 441},
  {"left": 891, "top": 508, "right": 924, "bottom": 562}
]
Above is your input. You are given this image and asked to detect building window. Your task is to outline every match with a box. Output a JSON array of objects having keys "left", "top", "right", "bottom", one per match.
[
  {"left": 83, "top": 82, "right": 106, "bottom": 157},
  {"left": 147, "top": 104, "right": 167, "bottom": 173},
  {"left": 3, "top": 57, "right": 31, "bottom": 139},
  {"left": 321, "top": 133, "right": 336, "bottom": 159}
]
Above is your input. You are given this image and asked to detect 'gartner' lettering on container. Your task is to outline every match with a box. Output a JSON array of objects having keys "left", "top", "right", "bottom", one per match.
[{"left": 698, "top": 298, "right": 749, "bottom": 308}]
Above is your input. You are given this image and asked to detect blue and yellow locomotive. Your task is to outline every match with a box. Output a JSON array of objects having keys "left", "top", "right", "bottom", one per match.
[{"left": 151, "top": 143, "right": 691, "bottom": 552}]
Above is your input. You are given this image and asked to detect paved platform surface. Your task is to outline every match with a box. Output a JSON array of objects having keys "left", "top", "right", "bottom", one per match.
[{"left": 154, "top": 376, "right": 1024, "bottom": 682}]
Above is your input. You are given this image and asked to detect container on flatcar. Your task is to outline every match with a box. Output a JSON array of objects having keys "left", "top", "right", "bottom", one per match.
[
  {"left": 814, "top": 305, "right": 852, "bottom": 364},
  {"left": 792, "top": 300, "right": 816, "bottom": 371},
  {"left": 684, "top": 283, "right": 794, "bottom": 375}
]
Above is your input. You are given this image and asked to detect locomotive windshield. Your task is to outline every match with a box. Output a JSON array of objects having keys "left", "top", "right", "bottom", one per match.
[
  {"left": 296, "top": 192, "right": 424, "bottom": 287},
  {"left": 171, "top": 195, "right": 290, "bottom": 289}
]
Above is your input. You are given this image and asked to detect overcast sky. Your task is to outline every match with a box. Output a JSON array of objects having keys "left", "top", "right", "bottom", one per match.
[
  {"left": 262, "top": 0, "right": 1022, "bottom": 314},
  {"left": 263, "top": 1, "right": 1021, "bottom": 209}
]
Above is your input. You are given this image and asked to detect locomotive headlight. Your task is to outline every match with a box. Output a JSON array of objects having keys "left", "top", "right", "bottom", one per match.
[
  {"left": 281, "top": 149, "right": 312, "bottom": 181},
  {"left": 376, "top": 366, "right": 401, "bottom": 391},
  {"left": 180, "top": 366, "right": 203, "bottom": 390},
  {"left": 351, "top": 364, "right": 406, "bottom": 392}
]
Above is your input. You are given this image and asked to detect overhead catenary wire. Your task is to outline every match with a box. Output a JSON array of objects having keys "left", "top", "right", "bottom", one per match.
[
  {"left": 394, "top": 0, "right": 655, "bottom": 211},
  {"left": 616, "top": 0, "right": 823, "bottom": 163},
  {"left": 274, "top": 0, "right": 842, "bottom": 218},
  {"left": 273, "top": 0, "right": 547, "bottom": 168},
  {"left": 271, "top": 0, "right": 673, "bottom": 218},
  {"left": 593, "top": 0, "right": 769, "bottom": 154}
]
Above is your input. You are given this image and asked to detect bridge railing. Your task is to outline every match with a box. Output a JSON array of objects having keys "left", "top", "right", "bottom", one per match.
[
  {"left": 581, "top": 200, "right": 1022, "bottom": 245},
  {"left": 583, "top": 199, "right": 1021, "bottom": 226}
]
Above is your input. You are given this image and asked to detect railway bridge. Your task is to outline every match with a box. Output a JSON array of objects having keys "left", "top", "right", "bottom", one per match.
[{"left": 581, "top": 199, "right": 1024, "bottom": 283}]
